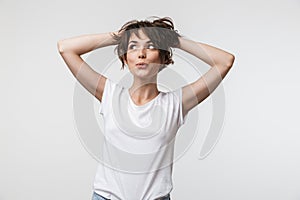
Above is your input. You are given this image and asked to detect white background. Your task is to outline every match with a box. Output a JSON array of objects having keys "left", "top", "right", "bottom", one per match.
[{"left": 1, "top": 0, "right": 300, "bottom": 199}]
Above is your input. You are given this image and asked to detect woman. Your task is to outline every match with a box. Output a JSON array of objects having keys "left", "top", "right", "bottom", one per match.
[{"left": 58, "top": 17, "right": 235, "bottom": 200}]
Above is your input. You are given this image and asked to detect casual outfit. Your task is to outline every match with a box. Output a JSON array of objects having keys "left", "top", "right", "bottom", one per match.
[{"left": 92, "top": 78, "right": 187, "bottom": 200}]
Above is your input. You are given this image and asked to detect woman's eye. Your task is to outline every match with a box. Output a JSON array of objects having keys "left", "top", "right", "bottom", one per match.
[
  {"left": 147, "top": 44, "right": 156, "bottom": 49},
  {"left": 128, "top": 44, "right": 137, "bottom": 50},
  {"left": 128, "top": 44, "right": 156, "bottom": 50}
]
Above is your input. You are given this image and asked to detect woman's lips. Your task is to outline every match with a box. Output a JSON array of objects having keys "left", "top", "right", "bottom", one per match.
[{"left": 136, "top": 63, "right": 148, "bottom": 69}]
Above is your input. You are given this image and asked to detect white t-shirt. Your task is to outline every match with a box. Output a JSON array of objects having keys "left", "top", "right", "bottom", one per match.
[{"left": 93, "top": 78, "right": 187, "bottom": 200}]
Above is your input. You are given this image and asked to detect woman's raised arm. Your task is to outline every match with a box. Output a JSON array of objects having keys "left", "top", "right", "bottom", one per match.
[
  {"left": 178, "top": 37, "right": 235, "bottom": 117},
  {"left": 57, "top": 32, "right": 118, "bottom": 102}
]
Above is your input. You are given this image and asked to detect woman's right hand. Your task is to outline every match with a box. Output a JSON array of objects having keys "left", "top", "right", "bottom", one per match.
[{"left": 110, "top": 29, "right": 125, "bottom": 45}]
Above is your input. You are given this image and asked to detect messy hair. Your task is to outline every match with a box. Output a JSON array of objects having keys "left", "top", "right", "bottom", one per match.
[{"left": 112, "top": 17, "right": 181, "bottom": 70}]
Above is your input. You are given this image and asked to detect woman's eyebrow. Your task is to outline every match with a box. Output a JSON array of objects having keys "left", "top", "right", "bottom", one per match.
[{"left": 128, "top": 40, "right": 153, "bottom": 44}]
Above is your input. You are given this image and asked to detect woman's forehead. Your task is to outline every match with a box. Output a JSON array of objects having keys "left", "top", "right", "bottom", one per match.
[{"left": 129, "top": 29, "right": 151, "bottom": 42}]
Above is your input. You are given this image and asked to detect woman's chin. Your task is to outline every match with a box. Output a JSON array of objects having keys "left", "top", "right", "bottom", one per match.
[{"left": 131, "top": 70, "right": 159, "bottom": 79}]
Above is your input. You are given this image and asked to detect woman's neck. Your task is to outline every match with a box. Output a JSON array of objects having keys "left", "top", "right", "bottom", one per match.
[{"left": 129, "top": 78, "right": 160, "bottom": 103}]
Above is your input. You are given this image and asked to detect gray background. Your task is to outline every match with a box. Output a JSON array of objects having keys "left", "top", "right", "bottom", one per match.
[{"left": 1, "top": 0, "right": 300, "bottom": 199}]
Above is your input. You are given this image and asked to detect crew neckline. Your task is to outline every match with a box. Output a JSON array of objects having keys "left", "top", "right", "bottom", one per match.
[{"left": 127, "top": 88, "right": 162, "bottom": 109}]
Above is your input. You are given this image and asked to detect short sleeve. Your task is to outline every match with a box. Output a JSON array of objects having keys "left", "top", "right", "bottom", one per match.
[
  {"left": 178, "top": 87, "right": 188, "bottom": 127},
  {"left": 99, "top": 78, "right": 115, "bottom": 115},
  {"left": 173, "top": 87, "right": 187, "bottom": 127}
]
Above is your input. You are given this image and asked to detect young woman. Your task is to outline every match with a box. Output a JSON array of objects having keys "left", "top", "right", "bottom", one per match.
[{"left": 58, "top": 17, "right": 235, "bottom": 200}]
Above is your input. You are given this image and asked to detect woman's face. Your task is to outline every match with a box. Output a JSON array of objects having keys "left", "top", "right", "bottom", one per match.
[{"left": 125, "top": 30, "right": 163, "bottom": 79}]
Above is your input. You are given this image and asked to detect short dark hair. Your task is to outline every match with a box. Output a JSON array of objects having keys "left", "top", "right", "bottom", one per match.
[{"left": 112, "top": 17, "right": 181, "bottom": 70}]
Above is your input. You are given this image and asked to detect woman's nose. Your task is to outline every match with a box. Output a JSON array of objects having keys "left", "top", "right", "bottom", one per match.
[{"left": 138, "top": 48, "right": 146, "bottom": 58}]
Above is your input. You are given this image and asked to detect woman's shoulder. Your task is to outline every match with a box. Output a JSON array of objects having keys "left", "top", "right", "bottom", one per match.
[{"left": 159, "top": 87, "right": 182, "bottom": 103}]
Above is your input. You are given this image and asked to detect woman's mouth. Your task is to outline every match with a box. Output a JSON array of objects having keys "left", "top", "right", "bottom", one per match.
[{"left": 136, "top": 63, "right": 148, "bottom": 69}]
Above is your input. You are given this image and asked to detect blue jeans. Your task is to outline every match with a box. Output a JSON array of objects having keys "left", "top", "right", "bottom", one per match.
[
  {"left": 92, "top": 192, "right": 171, "bottom": 200},
  {"left": 92, "top": 192, "right": 110, "bottom": 200}
]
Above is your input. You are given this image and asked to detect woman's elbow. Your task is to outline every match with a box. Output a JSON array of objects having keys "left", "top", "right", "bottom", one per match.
[
  {"left": 57, "top": 40, "right": 65, "bottom": 54},
  {"left": 226, "top": 54, "right": 235, "bottom": 68}
]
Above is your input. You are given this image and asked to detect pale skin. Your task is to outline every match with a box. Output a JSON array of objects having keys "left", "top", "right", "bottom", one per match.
[{"left": 57, "top": 29, "right": 235, "bottom": 119}]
